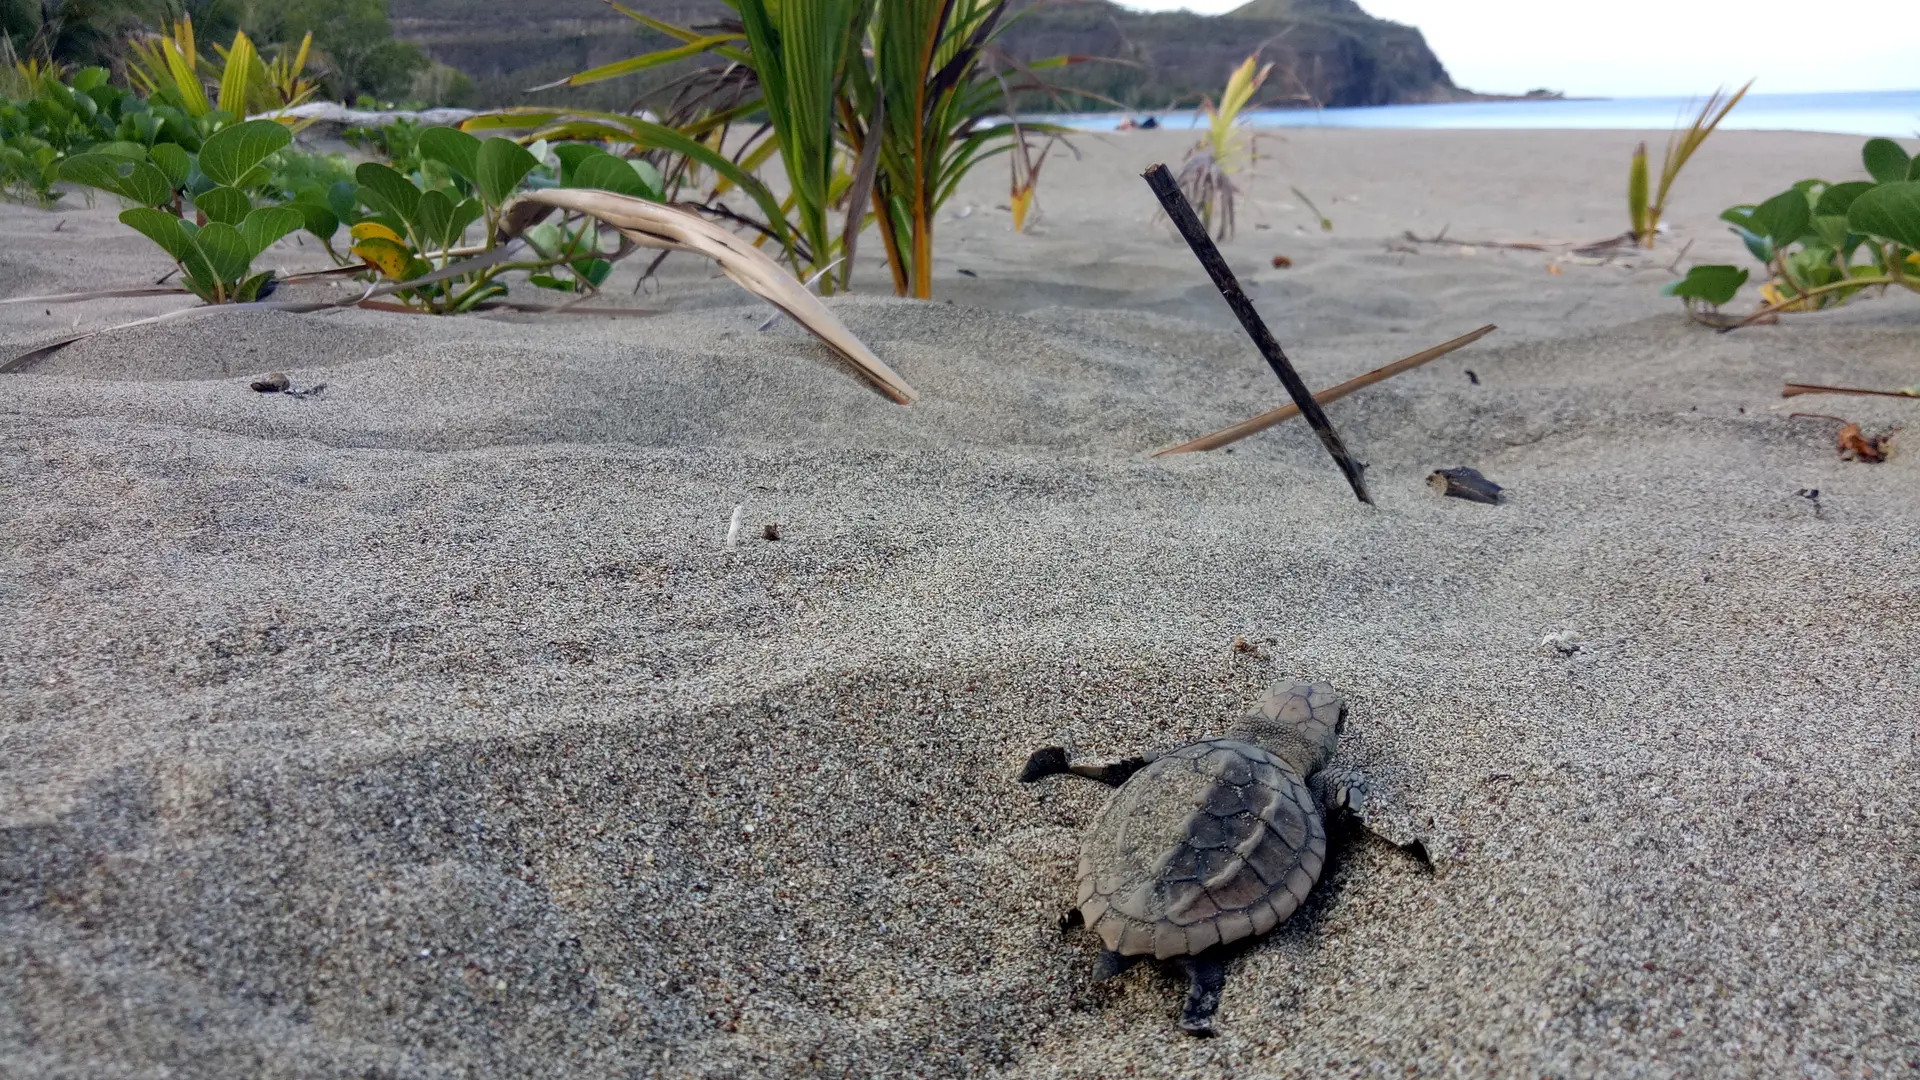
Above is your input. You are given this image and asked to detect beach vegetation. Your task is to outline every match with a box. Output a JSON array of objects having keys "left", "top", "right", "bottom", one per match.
[
  {"left": 347, "top": 130, "right": 643, "bottom": 311},
  {"left": 465, "top": 0, "right": 1072, "bottom": 299},
  {"left": 1668, "top": 137, "right": 1920, "bottom": 325},
  {"left": 1174, "top": 53, "right": 1271, "bottom": 240},
  {"left": 58, "top": 117, "right": 303, "bottom": 302},
  {"left": 1629, "top": 81, "right": 1749, "bottom": 248}
]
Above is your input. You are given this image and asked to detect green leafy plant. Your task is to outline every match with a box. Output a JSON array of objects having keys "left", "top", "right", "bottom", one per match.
[
  {"left": 1175, "top": 53, "right": 1271, "bottom": 240},
  {"left": 0, "top": 63, "right": 194, "bottom": 205},
  {"left": 58, "top": 118, "right": 303, "bottom": 302},
  {"left": 1667, "top": 137, "right": 1920, "bottom": 324},
  {"left": 1629, "top": 81, "right": 1750, "bottom": 248},
  {"left": 468, "top": 0, "right": 1074, "bottom": 298},
  {"left": 345, "top": 129, "right": 641, "bottom": 311}
]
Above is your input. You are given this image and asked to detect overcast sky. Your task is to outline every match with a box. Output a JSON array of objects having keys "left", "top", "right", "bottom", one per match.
[{"left": 1117, "top": 1, "right": 1920, "bottom": 97}]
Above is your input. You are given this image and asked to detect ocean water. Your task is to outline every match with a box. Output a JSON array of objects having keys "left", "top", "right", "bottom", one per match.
[{"left": 1058, "top": 90, "right": 1920, "bottom": 139}]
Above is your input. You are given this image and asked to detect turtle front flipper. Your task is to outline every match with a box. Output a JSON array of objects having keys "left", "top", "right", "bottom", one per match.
[
  {"left": 1176, "top": 954, "right": 1226, "bottom": 1036},
  {"left": 1315, "top": 766, "right": 1435, "bottom": 869},
  {"left": 1018, "top": 747, "right": 1156, "bottom": 787}
]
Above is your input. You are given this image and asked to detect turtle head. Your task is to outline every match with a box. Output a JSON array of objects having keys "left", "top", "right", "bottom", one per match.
[{"left": 1226, "top": 680, "right": 1345, "bottom": 776}]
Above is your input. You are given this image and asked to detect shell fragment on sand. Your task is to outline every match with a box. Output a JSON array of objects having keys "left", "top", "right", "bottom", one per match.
[{"left": 504, "top": 189, "right": 918, "bottom": 405}]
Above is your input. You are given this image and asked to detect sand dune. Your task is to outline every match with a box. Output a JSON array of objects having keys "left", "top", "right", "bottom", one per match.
[{"left": 2, "top": 128, "right": 1916, "bottom": 1078}]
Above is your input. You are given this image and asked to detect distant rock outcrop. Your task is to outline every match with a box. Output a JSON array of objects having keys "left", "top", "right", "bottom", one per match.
[{"left": 390, "top": 0, "right": 1464, "bottom": 112}]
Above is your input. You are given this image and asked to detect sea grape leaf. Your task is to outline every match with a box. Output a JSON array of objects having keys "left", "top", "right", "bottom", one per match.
[
  {"left": 326, "top": 180, "right": 359, "bottom": 226},
  {"left": 552, "top": 143, "right": 603, "bottom": 182},
  {"left": 61, "top": 153, "right": 171, "bottom": 206},
  {"left": 414, "top": 188, "right": 455, "bottom": 251},
  {"left": 474, "top": 136, "right": 536, "bottom": 207},
  {"left": 568, "top": 151, "right": 654, "bottom": 199},
  {"left": 1846, "top": 181, "right": 1920, "bottom": 252},
  {"left": 1810, "top": 215, "right": 1852, "bottom": 250},
  {"left": 356, "top": 161, "right": 421, "bottom": 226},
  {"left": 1862, "top": 139, "right": 1911, "bottom": 185},
  {"left": 1750, "top": 188, "right": 1812, "bottom": 246},
  {"left": 240, "top": 206, "right": 303, "bottom": 259},
  {"left": 118, "top": 207, "right": 196, "bottom": 263},
  {"left": 629, "top": 158, "right": 663, "bottom": 198},
  {"left": 232, "top": 270, "right": 276, "bottom": 303},
  {"left": 418, "top": 127, "right": 482, "bottom": 183},
  {"left": 1727, "top": 224, "right": 1772, "bottom": 265},
  {"left": 193, "top": 222, "right": 253, "bottom": 285},
  {"left": 573, "top": 257, "right": 612, "bottom": 287},
  {"left": 94, "top": 140, "right": 146, "bottom": 161},
  {"left": 447, "top": 198, "right": 484, "bottom": 247},
  {"left": 1663, "top": 264, "right": 1748, "bottom": 306},
  {"left": 148, "top": 142, "right": 191, "bottom": 188},
  {"left": 529, "top": 273, "right": 575, "bottom": 291},
  {"left": 523, "top": 221, "right": 565, "bottom": 258},
  {"left": 198, "top": 119, "right": 291, "bottom": 188},
  {"left": 194, "top": 185, "right": 252, "bottom": 226},
  {"left": 291, "top": 198, "right": 339, "bottom": 242},
  {"left": 1815, "top": 181, "right": 1875, "bottom": 217},
  {"left": 120, "top": 207, "right": 219, "bottom": 296}
]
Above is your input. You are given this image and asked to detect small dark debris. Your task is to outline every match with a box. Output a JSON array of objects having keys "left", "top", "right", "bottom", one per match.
[
  {"left": 249, "top": 372, "right": 291, "bottom": 393},
  {"left": 286, "top": 383, "right": 327, "bottom": 399},
  {"left": 1019, "top": 746, "right": 1068, "bottom": 783},
  {"left": 1464, "top": 369, "right": 1479, "bottom": 385},
  {"left": 762, "top": 523, "right": 781, "bottom": 541},
  {"left": 52, "top": 219, "right": 64, "bottom": 232},
  {"left": 1057, "top": 908, "right": 1084, "bottom": 933},
  {"left": 1429, "top": 466, "right": 1502, "bottom": 504},
  {"left": 1270, "top": 255, "right": 1293, "bottom": 269},
  {"left": 957, "top": 268, "right": 978, "bottom": 278}
]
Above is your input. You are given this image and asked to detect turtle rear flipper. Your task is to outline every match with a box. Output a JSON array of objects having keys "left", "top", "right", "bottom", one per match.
[
  {"left": 1091, "top": 948, "right": 1140, "bottom": 982},
  {"left": 1177, "top": 955, "right": 1226, "bottom": 1036}
]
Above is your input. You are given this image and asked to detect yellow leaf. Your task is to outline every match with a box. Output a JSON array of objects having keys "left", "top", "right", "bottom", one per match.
[
  {"left": 1010, "top": 184, "right": 1034, "bottom": 233},
  {"left": 350, "top": 221, "right": 406, "bottom": 245},
  {"left": 351, "top": 237, "right": 414, "bottom": 279}
]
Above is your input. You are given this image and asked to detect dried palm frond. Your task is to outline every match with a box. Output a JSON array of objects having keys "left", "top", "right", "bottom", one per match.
[
  {"left": 1638, "top": 80, "right": 1752, "bottom": 248},
  {"left": 505, "top": 188, "right": 918, "bottom": 404}
]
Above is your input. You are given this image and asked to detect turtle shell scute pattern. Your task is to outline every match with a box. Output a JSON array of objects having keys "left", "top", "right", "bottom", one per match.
[{"left": 1076, "top": 738, "right": 1327, "bottom": 959}]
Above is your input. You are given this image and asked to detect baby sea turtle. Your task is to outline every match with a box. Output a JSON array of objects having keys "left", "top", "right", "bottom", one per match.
[{"left": 1020, "top": 680, "right": 1371, "bottom": 1035}]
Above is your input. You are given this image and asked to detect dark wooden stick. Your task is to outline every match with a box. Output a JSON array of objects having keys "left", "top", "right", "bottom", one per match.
[{"left": 1142, "top": 163, "right": 1372, "bottom": 503}]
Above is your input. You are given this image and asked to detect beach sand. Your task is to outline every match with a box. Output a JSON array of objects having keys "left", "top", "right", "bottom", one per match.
[{"left": 2, "top": 128, "right": 1916, "bottom": 1078}]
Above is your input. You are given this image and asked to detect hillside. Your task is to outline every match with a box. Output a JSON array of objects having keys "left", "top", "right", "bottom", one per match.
[{"left": 389, "top": 0, "right": 1464, "bottom": 112}]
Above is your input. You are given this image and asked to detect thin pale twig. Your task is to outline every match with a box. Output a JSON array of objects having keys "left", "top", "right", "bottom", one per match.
[{"left": 1156, "top": 325, "right": 1498, "bottom": 455}]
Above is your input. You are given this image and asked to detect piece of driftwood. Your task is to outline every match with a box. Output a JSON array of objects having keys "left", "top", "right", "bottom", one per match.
[
  {"left": 1142, "top": 162, "right": 1372, "bottom": 504},
  {"left": 1155, "top": 324, "right": 1497, "bottom": 456},
  {"left": 1428, "top": 466, "right": 1502, "bottom": 504},
  {"left": 1782, "top": 382, "right": 1920, "bottom": 400},
  {"left": 505, "top": 189, "right": 918, "bottom": 405}
]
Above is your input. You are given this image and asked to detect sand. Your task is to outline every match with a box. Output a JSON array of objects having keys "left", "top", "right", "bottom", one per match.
[{"left": 2, "top": 127, "right": 1917, "bottom": 1078}]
